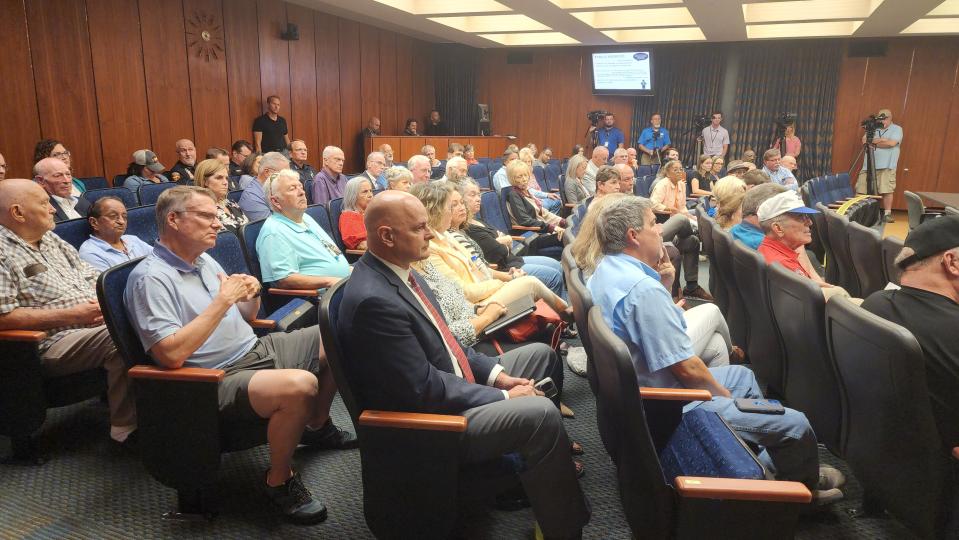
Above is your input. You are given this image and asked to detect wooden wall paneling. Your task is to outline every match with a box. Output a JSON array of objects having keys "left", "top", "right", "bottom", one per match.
[
  {"left": 399, "top": 138, "right": 422, "bottom": 161},
  {"left": 287, "top": 3, "right": 319, "bottom": 157},
  {"left": 223, "top": 0, "right": 261, "bottom": 146},
  {"left": 411, "top": 41, "right": 435, "bottom": 125},
  {"left": 466, "top": 138, "right": 489, "bottom": 158},
  {"left": 830, "top": 47, "right": 869, "bottom": 176},
  {"left": 184, "top": 0, "right": 232, "bottom": 155},
  {"left": 896, "top": 39, "right": 959, "bottom": 207},
  {"left": 139, "top": 0, "right": 194, "bottom": 169},
  {"left": 338, "top": 19, "right": 362, "bottom": 168},
  {"left": 0, "top": 0, "right": 41, "bottom": 178},
  {"left": 370, "top": 136, "right": 402, "bottom": 161},
  {"left": 378, "top": 32, "right": 398, "bottom": 135},
  {"left": 394, "top": 35, "right": 414, "bottom": 129},
  {"left": 360, "top": 26, "right": 381, "bottom": 142},
  {"left": 87, "top": 0, "right": 152, "bottom": 178},
  {"left": 257, "top": 0, "right": 291, "bottom": 140},
  {"left": 424, "top": 138, "right": 447, "bottom": 156},
  {"left": 314, "top": 13, "right": 342, "bottom": 151},
  {"left": 523, "top": 50, "right": 551, "bottom": 149},
  {"left": 546, "top": 49, "right": 583, "bottom": 156},
  {"left": 26, "top": 0, "right": 104, "bottom": 178},
  {"left": 936, "top": 71, "right": 959, "bottom": 192}
]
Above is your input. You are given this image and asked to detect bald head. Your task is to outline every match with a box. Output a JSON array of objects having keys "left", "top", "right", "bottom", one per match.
[
  {"left": 34, "top": 157, "right": 73, "bottom": 198},
  {"left": 364, "top": 190, "right": 432, "bottom": 267},
  {"left": 0, "top": 179, "right": 56, "bottom": 240}
]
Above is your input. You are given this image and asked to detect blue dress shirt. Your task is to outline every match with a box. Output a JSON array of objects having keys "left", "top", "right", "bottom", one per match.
[
  {"left": 638, "top": 126, "right": 671, "bottom": 150},
  {"left": 78, "top": 234, "right": 153, "bottom": 271},
  {"left": 238, "top": 179, "right": 271, "bottom": 222},
  {"left": 596, "top": 127, "right": 624, "bottom": 149}
]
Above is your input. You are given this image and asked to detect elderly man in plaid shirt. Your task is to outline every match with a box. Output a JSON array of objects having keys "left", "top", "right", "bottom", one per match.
[{"left": 0, "top": 179, "right": 135, "bottom": 447}]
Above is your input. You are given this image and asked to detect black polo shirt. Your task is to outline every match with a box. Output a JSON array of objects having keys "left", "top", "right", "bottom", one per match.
[
  {"left": 862, "top": 286, "right": 959, "bottom": 449},
  {"left": 252, "top": 113, "right": 288, "bottom": 153},
  {"left": 167, "top": 162, "right": 195, "bottom": 185},
  {"left": 229, "top": 161, "right": 244, "bottom": 178},
  {"left": 425, "top": 121, "right": 448, "bottom": 135}
]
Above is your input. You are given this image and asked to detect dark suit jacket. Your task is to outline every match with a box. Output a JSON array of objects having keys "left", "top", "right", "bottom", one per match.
[
  {"left": 51, "top": 194, "right": 91, "bottom": 223},
  {"left": 337, "top": 253, "right": 504, "bottom": 414}
]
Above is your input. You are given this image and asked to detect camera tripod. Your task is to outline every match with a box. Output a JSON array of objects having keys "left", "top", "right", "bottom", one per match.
[{"left": 847, "top": 132, "right": 878, "bottom": 197}]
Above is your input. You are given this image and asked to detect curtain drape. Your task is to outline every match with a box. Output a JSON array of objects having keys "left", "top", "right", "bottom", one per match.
[
  {"left": 732, "top": 42, "right": 842, "bottom": 180},
  {"left": 433, "top": 44, "right": 479, "bottom": 136},
  {"left": 631, "top": 44, "right": 726, "bottom": 168}
]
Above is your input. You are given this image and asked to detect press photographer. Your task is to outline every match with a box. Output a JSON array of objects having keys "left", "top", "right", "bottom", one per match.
[
  {"left": 772, "top": 113, "right": 802, "bottom": 158},
  {"left": 855, "top": 108, "right": 902, "bottom": 223},
  {"left": 585, "top": 110, "right": 624, "bottom": 151}
]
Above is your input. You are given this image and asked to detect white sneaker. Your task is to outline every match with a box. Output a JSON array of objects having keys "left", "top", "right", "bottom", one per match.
[
  {"left": 818, "top": 465, "right": 847, "bottom": 490},
  {"left": 566, "top": 346, "right": 588, "bottom": 377}
]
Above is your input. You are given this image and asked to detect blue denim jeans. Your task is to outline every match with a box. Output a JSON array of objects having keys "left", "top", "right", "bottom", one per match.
[
  {"left": 685, "top": 365, "right": 819, "bottom": 489},
  {"left": 521, "top": 255, "right": 566, "bottom": 301}
]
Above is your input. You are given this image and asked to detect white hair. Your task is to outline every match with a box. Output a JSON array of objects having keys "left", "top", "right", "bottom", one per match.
[
  {"left": 323, "top": 146, "right": 343, "bottom": 159},
  {"left": 408, "top": 155, "right": 430, "bottom": 169}
]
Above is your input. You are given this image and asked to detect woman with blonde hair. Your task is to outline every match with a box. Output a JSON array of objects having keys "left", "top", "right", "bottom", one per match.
[
  {"left": 563, "top": 154, "right": 590, "bottom": 205},
  {"left": 411, "top": 182, "right": 573, "bottom": 321},
  {"left": 505, "top": 160, "right": 566, "bottom": 257},
  {"left": 519, "top": 147, "right": 561, "bottom": 213},
  {"left": 715, "top": 188, "right": 745, "bottom": 230},
  {"left": 194, "top": 158, "right": 248, "bottom": 233}
]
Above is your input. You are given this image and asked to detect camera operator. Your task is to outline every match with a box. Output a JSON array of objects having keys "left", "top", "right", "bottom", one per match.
[
  {"left": 637, "top": 113, "right": 671, "bottom": 166},
  {"left": 773, "top": 122, "right": 802, "bottom": 158},
  {"left": 701, "top": 110, "right": 730, "bottom": 158},
  {"left": 856, "top": 108, "right": 901, "bottom": 223},
  {"left": 594, "top": 113, "right": 624, "bottom": 151}
]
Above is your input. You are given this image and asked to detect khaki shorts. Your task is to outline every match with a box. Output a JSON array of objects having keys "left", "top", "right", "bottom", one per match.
[{"left": 856, "top": 168, "right": 896, "bottom": 195}]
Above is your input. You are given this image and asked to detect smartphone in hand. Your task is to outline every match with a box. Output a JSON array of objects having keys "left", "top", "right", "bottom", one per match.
[{"left": 534, "top": 377, "right": 559, "bottom": 399}]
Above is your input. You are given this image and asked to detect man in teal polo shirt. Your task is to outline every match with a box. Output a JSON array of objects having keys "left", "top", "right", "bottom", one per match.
[{"left": 257, "top": 169, "right": 351, "bottom": 290}]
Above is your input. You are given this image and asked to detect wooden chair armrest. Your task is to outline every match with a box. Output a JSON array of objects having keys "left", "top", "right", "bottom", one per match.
[
  {"left": 0, "top": 330, "right": 47, "bottom": 342},
  {"left": 550, "top": 188, "right": 560, "bottom": 193},
  {"left": 510, "top": 235, "right": 526, "bottom": 241},
  {"left": 268, "top": 287, "right": 321, "bottom": 297},
  {"left": 359, "top": 410, "right": 467, "bottom": 432},
  {"left": 512, "top": 225, "right": 541, "bottom": 231},
  {"left": 488, "top": 263, "right": 498, "bottom": 269},
  {"left": 564, "top": 203, "right": 577, "bottom": 208},
  {"left": 952, "top": 447, "right": 959, "bottom": 461},
  {"left": 346, "top": 249, "right": 366, "bottom": 255},
  {"left": 249, "top": 319, "right": 275, "bottom": 329},
  {"left": 675, "top": 476, "right": 811, "bottom": 504},
  {"left": 128, "top": 365, "right": 225, "bottom": 383},
  {"left": 640, "top": 387, "right": 712, "bottom": 401}
]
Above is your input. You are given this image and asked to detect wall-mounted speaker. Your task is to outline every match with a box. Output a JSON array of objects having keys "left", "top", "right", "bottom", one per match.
[
  {"left": 848, "top": 40, "right": 888, "bottom": 58},
  {"left": 281, "top": 23, "right": 299, "bottom": 41}
]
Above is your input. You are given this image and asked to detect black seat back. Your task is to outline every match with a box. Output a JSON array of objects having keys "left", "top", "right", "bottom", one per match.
[
  {"left": 881, "top": 235, "right": 904, "bottom": 286},
  {"left": 588, "top": 306, "right": 675, "bottom": 538},
  {"left": 729, "top": 239, "right": 785, "bottom": 397},
  {"left": 317, "top": 278, "right": 361, "bottom": 424},
  {"left": 567, "top": 267, "right": 597, "bottom": 395},
  {"left": 97, "top": 258, "right": 149, "bottom": 369},
  {"left": 711, "top": 226, "right": 747, "bottom": 349},
  {"left": 823, "top": 207, "right": 861, "bottom": 296},
  {"left": 846, "top": 221, "right": 885, "bottom": 297},
  {"left": 825, "top": 297, "right": 954, "bottom": 538},
  {"left": 697, "top": 206, "right": 726, "bottom": 310},
  {"left": 814, "top": 203, "right": 839, "bottom": 284},
  {"left": 766, "top": 263, "right": 842, "bottom": 453}
]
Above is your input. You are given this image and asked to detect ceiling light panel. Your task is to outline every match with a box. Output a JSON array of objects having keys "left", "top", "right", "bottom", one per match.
[
  {"left": 548, "top": 0, "right": 681, "bottom": 8},
  {"left": 428, "top": 14, "right": 550, "bottom": 32},
  {"left": 742, "top": 0, "right": 883, "bottom": 23},
  {"left": 928, "top": 0, "right": 959, "bottom": 16},
  {"left": 371, "top": 0, "right": 512, "bottom": 15},
  {"left": 478, "top": 32, "right": 580, "bottom": 45},
  {"left": 747, "top": 20, "right": 863, "bottom": 38},
  {"left": 572, "top": 7, "right": 696, "bottom": 29},
  {"left": 602, "top": 26, "right": 706, "bottom": 42},
  {"left": 902, "top": 18, "right": 959, "bottom": 33}
]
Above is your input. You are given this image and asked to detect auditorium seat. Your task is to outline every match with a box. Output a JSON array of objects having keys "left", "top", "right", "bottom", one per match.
[
  {"left": 881, "top": 236, "right": 904, "bottom": 286},
  {"left": 729, "top": 239, "right": 785, "bottom": 398},
  {"left": 479, "top": 190, "right": 511, "bottom": 235},
  {"left": 566, "top": 266, "right": 598, "bottom": 397},
  {"left": 822, "top": 205, "right": 862, "bottom": 296},
  {"left": 227, "top": 190, "right": 243, "bottom": 203},
  {"left": 239, "top": 218, "right": 324, "bottom": 314},
  {"left": 532, "top": 166, "right": 546, "bottom": 189},
  {"left": 696, "top": 206, "right": 725, "bottom": 311},
  {"left": 846, "top": 221, "right": 886, "bottom": 297},
  {"left": 318, "top": 278, "right": 520, "bottom": 539},
  {"left": 635, "top": 174, "right": 655, "bottom": 198},
  {"left": 54, "top": 217, "right": 91, "bottom": 250},
  {"left": 766, "top": 263, "right": 842, "bottom": 454},
  {"left": 711, "top": 227, "right": 748, "bottom": 350},
  {"left": 305, "top": 203, "right": 336, "bottom": 239},
  {"left": 97, "top": 258, "right": 270, "bottom": 518},
  {"left": 499, "top": 186, "right": 561, "bottom": 259},
  {"left": 467, "top": 163, "right": 488, "bottom": 186},
  {"left": 84, "top": 187, "right": 138, "bottom": 209},
  {"left": 137, "top": 182, "right": 177, "bottom": 206},
  {"left": 904, "top": 190, "right": 944, "bottom": 231},
  {"left": 77, "top": 176, "right": 108, "bottom": 191},
  {"left": 587, "top": 306, "right": 809, "bottom": 539},
  {"left": 825, "top": 297, "right": 958, "bottom": 538},
  {"left": 946, "top": 206, "right": 959, "bottom": 217},
  {"left": 112, "top": 174, "right": 126, "bottom": 187},
  {"left": 125, "top": 205, "right": 159, "bottom": 245}
]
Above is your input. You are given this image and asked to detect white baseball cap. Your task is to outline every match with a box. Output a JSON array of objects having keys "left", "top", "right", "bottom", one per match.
[{"left": 757, "top": 191, "right": 819, "bottom": 222}]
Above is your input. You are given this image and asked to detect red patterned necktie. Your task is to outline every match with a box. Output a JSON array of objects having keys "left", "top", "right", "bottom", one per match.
[{"left": 408, "top": 274, "right": 476, "bottom": 383}]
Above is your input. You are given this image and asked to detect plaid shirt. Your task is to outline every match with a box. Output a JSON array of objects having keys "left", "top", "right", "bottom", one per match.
[{"left": 0, "top": 225, "right": 100, "bottom": 351}]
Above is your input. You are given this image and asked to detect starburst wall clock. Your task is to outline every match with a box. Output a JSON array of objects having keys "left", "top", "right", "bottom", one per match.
[{"left": 186, "top": 10, "right": 224, "bottom": 62}]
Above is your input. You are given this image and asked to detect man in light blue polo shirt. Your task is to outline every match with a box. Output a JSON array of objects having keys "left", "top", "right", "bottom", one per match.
[
  {"left": 586, "top": 195, "right": 844, "bottom": 505},
  {"left": 856, "top": 108, "right": 903, "bottom": 223},
  {"left": 124, "top": 185, "right": 355, "bottom": 525},
  {"left": 760, "top": 149, "right": 797, "bottom": 192},
  {"left": 257, "top": 169, "right": 351, "bottom": 290}
]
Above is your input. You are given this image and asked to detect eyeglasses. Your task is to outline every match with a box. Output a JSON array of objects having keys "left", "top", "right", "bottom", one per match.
[
  {"left": 175, "top": 210, "right": 220, "bottom": 224},
  {"left": 52, "top": 150, "right": 71, "bottom": 159},
  {"left": 100, "top": 212, "right": 127, "bottom": 222}
]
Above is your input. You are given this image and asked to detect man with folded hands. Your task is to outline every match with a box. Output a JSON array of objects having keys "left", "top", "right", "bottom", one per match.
[
  {"left": 587, "top": 195, "right": 845, "bottom": 506},
  {"left": 124, "top": 186, "right": 355, "bottom": 525}
]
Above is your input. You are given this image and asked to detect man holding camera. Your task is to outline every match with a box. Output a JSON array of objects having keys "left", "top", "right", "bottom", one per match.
[
  {"left": 637, "top": 113, "right": 671, "bottom": 166},
  {"left": 856, "top": 108, "right": 902, "bottom": 223}
]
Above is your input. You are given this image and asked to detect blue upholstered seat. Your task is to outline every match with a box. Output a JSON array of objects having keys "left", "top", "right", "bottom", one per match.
[
  {"left": 84, "top": 187, "right": 138, "bottom": 209},
  {"left": 304, "top": 204, "right": 335, "bottom": 238},
  {"left": 125, "top": 205, "right": 158, "bottom": 245},
  {"left": 138, "top": 182, "right": 177, "bottom": 206},
  {"left": 328, "top": 197, "right": 347, "bottom": 251},
  {"left": 78, "top": 176, "right": 108, "bottom": 191},
  {"left": 54, "top": 218, "right": 92, "bottom": 250},
  {"left": 659, "top": 408, "right": 765, "bottom": 483},
  {"left": 468, "top": 163, "right": 488, "bottom": 185}
]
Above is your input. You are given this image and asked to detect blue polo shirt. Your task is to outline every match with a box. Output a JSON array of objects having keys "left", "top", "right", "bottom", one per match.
[
  {"left": 596, "top": 127, "right": 624, "bottom": 149},
  {"left": 867, "top": 123, "right": 903, "bottom": 171},
  {"left": 763, "top": 166, "right": 797, "bottom": 191},
  {"left": 78, "top": 234, "right": 153, "bottom": 271},
  {"left": 256, "top": 212, "right": 350, "bottom": 284},
  {"left": 238, "top": 179, "right": 271, "bottom": 222},
  {"left": 124, "top": 242, "right": 258, "bottom": 370},
  {"left": 588, "top": 253, "right": 693, "bottom": 388},
  {"left": 730, "top": 221, "right": 764, "bottom": 249},
  {"left": 637, "top": 126, "right": 671, "bottom": 150}
]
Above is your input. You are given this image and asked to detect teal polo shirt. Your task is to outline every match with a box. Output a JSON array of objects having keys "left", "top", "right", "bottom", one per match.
[{"left": 256, "top": 212, "right": 351, "bottom": 283}]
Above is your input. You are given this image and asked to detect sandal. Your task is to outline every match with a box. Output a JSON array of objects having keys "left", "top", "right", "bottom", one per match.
[
  {"left": 560, "top": 402, "right": 575, "bottom": 418},
  {"left": 574, "top": 460, "right": 585, "bottom": 478},
  {"left": 571, "top": 441, "right": 584, "bottom": 455}
]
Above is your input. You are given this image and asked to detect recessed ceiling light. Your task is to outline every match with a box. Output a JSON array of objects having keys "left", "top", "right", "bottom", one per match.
[
  {"left": 747, "top": 20, "right": 863, "bottom": 38},
  {"left": 428, "top": 14, "right": 550, "bottom": 33},
  {"left": 477, "top": 32, "right": 580, "bottom": 45},
  {"left": 371, "top": 0, "right": 512, "bottom": 15},
  {"left": 572, "top": 7, "right": 696, "bottom": 29},
  {"left": 902, "top": 17, "right": 959, "bottom": 33},
  {"left": 602, "top": 27, "right": 706, "bottom": 42},
  {"left": 548, "top": 0, "right": 680, "bottom": 8},
  {"left": 743, "top": 0, "right": 883, "bottom": 23},
  {"left": 928, "top": 0, "right": 959, "bottom": 16}
]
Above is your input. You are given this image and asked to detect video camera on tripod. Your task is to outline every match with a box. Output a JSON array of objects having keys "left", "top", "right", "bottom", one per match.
[
  {"left": 586, "top": 110, "right": 609, "bottom": 125},
  {"left": 694, "top": 114, "right": 710, "bottom": 130},
  {"left": 860, "top": 113, "right": 888, "bottom": 138},
  {"left": 775, "top": 112, "right": 797, "bottom": 128}
]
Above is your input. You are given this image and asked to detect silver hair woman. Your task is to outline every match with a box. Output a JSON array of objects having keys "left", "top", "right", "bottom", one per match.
[{"left": 339, "top": 176, "right": 374, "bottom": 250}]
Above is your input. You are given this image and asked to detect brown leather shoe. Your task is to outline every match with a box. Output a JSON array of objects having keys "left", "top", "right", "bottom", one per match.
[
  {"left": 683, "top": 285, "right": 715, "bottom": 302},
  {"left": 729, "top": 346, "right": 746, "bottom": 364}
]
